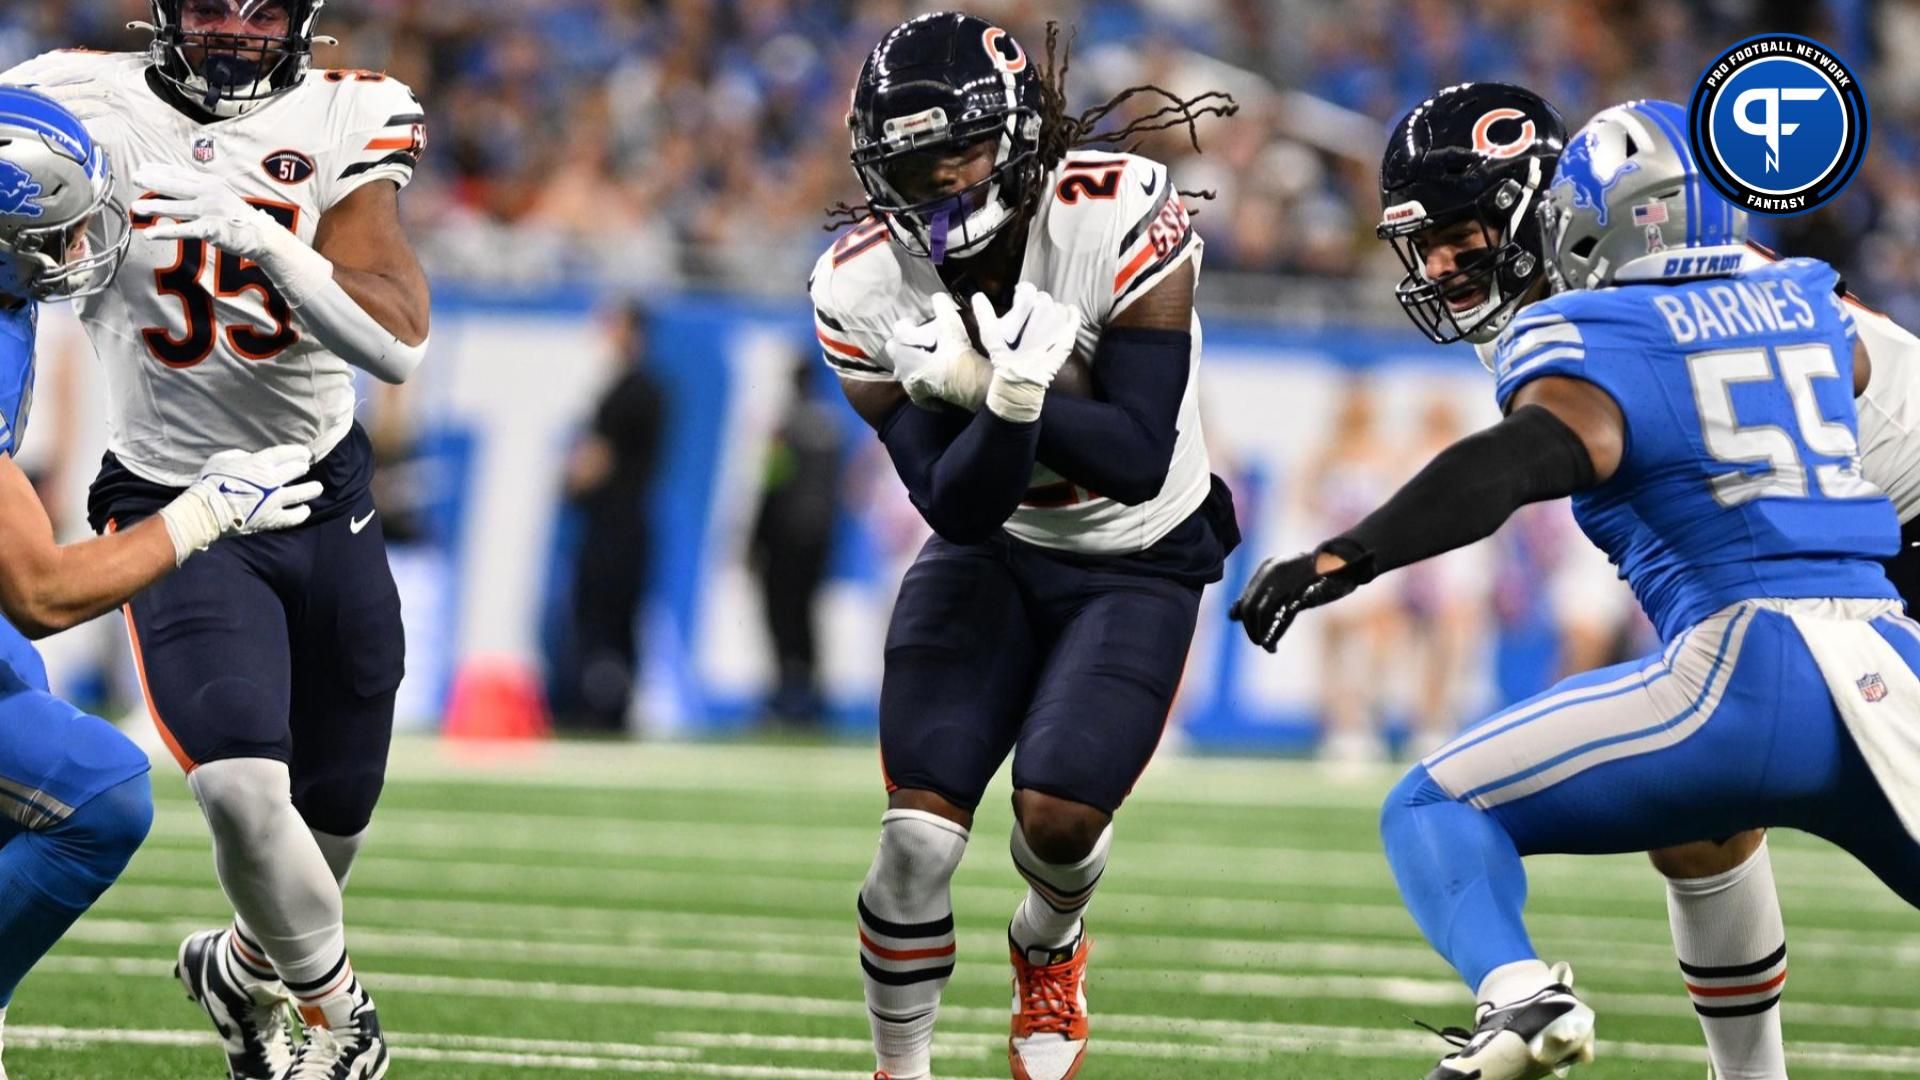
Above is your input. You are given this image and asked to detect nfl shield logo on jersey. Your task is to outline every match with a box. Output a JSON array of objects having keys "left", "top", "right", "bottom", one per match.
[
  {"left": 1858, "top": 672, "right": 1889, "bottom": 703},
  {"left": 192, "top": 136, "right": 216, "bottom": 163}
]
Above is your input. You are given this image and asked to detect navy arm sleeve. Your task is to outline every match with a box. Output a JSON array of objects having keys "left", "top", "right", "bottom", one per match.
[
  {"left": 878, "top": 397, "right": 1040, "bottom": 544},
  {"left": 1034, "top": 326, "right": 1189, "bottom": 505},
  {"left": 1323, "top": 404, "right": 1595, "bottom": 582}
]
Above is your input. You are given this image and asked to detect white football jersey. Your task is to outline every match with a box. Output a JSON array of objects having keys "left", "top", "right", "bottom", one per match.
[
  {"left": 2, "top": 50, "right": 424, "bottom": 486},
  {"left": 810, "top": 150, "right": 1211, "bottom": 556},
  {"left": 1851, "top": 302, "right": 1920, "bottom": 524}
]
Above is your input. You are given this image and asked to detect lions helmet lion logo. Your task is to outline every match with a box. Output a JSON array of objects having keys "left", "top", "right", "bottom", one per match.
[
  {"left": 1554, "top": 128, "right": 1639, "bottom": 229},
  {"left": 0, "top": 161, "right": 45, "bottom": 219}
]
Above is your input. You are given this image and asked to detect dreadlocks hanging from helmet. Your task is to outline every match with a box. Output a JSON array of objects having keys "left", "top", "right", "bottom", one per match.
[{"left": 829, "top": 19, "right": 1238, "bottom": 262}]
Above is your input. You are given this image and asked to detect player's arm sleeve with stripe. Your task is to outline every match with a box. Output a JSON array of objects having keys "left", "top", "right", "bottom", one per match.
[
  {"left": 321, "top": 75, "right": 426, "bottom": 207},
  {"left": 1108, "top": 159, "right": 1199, "bottom": 320},
  {"left": 1493, "top": 306, "right": 1597, "bottom": 411},
  {"left": 811, "top": 301, "right": 892, "bottom": 383}
]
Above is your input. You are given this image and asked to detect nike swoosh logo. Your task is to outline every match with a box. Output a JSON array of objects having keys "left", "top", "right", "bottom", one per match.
[
  {"left": 1005, "top": 311, "right": 1033, "bottom": 351},
  {"left": 350, "top": 510, "right": 376, "bottom": 534},
  {"left": 905, "top": 340, "right": 936, "bottom": 353},
  {"left": 217, "top": 481, "right": 250, "bottom": 497},
  {"left": 1141, "top": 173, "right": 1158, "bottom": 195}
]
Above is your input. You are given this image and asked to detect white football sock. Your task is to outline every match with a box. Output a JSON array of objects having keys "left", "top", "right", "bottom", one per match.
[
  {"left": 1009, "top": 821, "right": 1111, "bottom": 952},
  {"left": 188, "top": 759, "right": 351, "bottom": 991},
  {"left": 1666, "top": 840, "right": 1788, "bottom": 1080},
  {"left": 1476, "top": 958, "right": 1555, "bottom": 1009},
  {"left": 857, "top": 809, "right": 969, "bottom": 1080}
]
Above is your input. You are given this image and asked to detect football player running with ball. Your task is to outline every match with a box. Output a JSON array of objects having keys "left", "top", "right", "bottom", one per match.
[
  {"left": 4, "top": 3, "right": 428, "bottom": 1077},
  {"left": 1368, "top": 82, "right": 1920, "bottom": 1080},
  {"left": 1235, "top": 99, "right": 1920, "bottom": 1080},
  {"left": 811, "top": 14, "right": 1239, "bottom": 1080},
  {"left": 0, "top": 85, "right": 322, "bottom": 1080}
]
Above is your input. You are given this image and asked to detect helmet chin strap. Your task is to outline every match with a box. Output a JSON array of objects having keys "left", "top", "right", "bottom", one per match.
[{"left": 198, "top": 54, "right": 258, "bottom": 109}]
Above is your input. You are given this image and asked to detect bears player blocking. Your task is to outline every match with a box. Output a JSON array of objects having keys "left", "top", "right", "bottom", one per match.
[
  {"left": 3, "top": 2, "right": 429, "bottom": 1077},
  {"left": 0, "top": 84, "right": 324, "bottom": 1080},
  {"left": 1374, "top": 81, "right": 1920, "bottom": 1080},
  {"left": 810, "top": 13, "right": 1239, "bottom": 1080},
  {"left": 1235, "top": 99, "right": 1920, "bottom": 1080}
]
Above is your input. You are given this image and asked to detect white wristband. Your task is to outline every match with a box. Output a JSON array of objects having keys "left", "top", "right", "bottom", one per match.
[
  {"left": 985, "top": 373, "right": 1047, "bottom": 424},
  {"left": 947, "top": 349, "right": 994, "bottom": 412},
  {"left": 157, "top": 485, "right": 227, "bottom": 565}
]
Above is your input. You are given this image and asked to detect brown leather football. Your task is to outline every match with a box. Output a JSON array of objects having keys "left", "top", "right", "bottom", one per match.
[{"left": 1052, "top": 352, "right": 1094, "bottom": 398}]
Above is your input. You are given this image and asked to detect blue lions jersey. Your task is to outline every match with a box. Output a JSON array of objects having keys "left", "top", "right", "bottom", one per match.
[
  {"left": 1493, "top": 257, "right": 1899, "bottom": 642},
  {"left": 0, "top": 302, "right": 46, "bottom": 688},
  {"left": 0, "top": 300, "right": 36, "bottom": 458}
]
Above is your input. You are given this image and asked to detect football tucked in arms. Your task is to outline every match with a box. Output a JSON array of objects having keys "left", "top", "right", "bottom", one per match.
[
  {"left": 1052, "top": 352, "right": 1094, "bottom": 398},
  {"left": 957, "top": 302, "right": 1095, "bottom": 398}
]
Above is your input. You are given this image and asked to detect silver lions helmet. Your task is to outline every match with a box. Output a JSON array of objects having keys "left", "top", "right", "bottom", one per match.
[
  {"left": 1541, "top": 99, "right": 1747, "bottom": 291},
  {"left": 0, "top": 86, "right": 131, "bottom": 302}
]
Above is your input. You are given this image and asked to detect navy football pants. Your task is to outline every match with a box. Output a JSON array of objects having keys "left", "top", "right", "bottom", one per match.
[
  {"left": 117, "top": 489, "right": 404, "bottom": 837},
  {"left": 879, "top": 533, "right": 1201, "bottom": 814}
]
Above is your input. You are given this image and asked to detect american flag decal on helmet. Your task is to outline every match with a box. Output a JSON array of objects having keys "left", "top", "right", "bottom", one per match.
[{"left": 1858, "top": 672, "right": 1888, "bottom": 703}]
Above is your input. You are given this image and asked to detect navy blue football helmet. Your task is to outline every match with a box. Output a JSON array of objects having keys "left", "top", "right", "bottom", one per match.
[
  {"left": 847, "top": 12, "right": 1043, "bottom": 263},
  {"left": 1378, "top": 82, "right": 1567, "bottom": 344}
]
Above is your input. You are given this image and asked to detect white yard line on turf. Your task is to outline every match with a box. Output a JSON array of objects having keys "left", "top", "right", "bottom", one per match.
[
  {"left": 106, "top": 875, "right": 1920, "bottom": 974},
  {"left": 37, "top": 954, "right": 1920, "bottom": 1061},
  {"left": 7, "top": 1025, "right": 995, "bottom": 1079},
  {"left": 71, "top": 911, "right": 1920, "bottom": 995},
  {"left": 23, "top": 1013, "right": 1920, "bottom": 1077},
  {"left": 53, "top": 918, "right": 1899, "bottom": 1011},
  {"left": 133, "top": 811, "right": 1908, "bottom": 910}
]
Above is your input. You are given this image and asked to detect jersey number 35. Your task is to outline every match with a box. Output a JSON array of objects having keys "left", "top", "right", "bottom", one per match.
[{"left": 131, "top": 196, "right": 302, "bottom": 368}]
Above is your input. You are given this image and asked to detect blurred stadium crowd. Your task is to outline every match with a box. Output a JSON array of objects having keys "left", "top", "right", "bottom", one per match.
[{"left": 4, "top": 0, "right": 1917, "bottom": 325}]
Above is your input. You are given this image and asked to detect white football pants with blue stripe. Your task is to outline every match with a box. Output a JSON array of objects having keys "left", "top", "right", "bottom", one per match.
[{"left": 1382, "top": 598, "right": 1920, "bottom": 992}]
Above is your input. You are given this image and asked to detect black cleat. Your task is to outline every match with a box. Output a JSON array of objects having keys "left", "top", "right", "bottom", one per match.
[{"left": 175, "top": 929, "right": 295, "bottom": 1080}]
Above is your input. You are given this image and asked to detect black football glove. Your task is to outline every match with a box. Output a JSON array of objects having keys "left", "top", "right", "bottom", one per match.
[{"left": 1228, "top": 551, "right": 1365, "bottom": 652}]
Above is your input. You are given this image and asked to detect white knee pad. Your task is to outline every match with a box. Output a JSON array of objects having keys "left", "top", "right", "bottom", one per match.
[
  {"left": 189, "top": 758, "right": 295, "bottom": 843},
  {"left": 863, "top": 809, "right": 969, "bottom": 921}
]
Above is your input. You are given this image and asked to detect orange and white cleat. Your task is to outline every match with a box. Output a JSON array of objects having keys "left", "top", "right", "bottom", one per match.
[{"left": 1007, "top": 929, "right": 1091, "bottom": 1080}]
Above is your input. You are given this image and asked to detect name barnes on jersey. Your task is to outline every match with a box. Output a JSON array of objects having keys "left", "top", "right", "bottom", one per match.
[
  {"left": 809, "top": 148, "right": 1212, "bottom": 558},
  {"left": 0, "top": 48, "right": 424, "bottom": 487}
]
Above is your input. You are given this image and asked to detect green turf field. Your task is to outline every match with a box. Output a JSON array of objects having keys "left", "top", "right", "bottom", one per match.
[{"left": 8, "top": 737, "right": 1919, "bottom": 1078}]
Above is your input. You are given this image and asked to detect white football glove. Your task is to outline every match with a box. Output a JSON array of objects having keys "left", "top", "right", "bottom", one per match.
[
  {"left": 129, "top": 163, "right": 335, "bottom": 297},
  {"left": 884, "top": 293, "right": 993, "bottom": 411},
  {"left": 131, "top": 163, "right": 282, "bottom": 259},
  {"left": 158, "top": 445, "right": 324, "bottom": 564},
  {"left": 969, "top": 283, "right": 1084, "bottom": 423}
]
